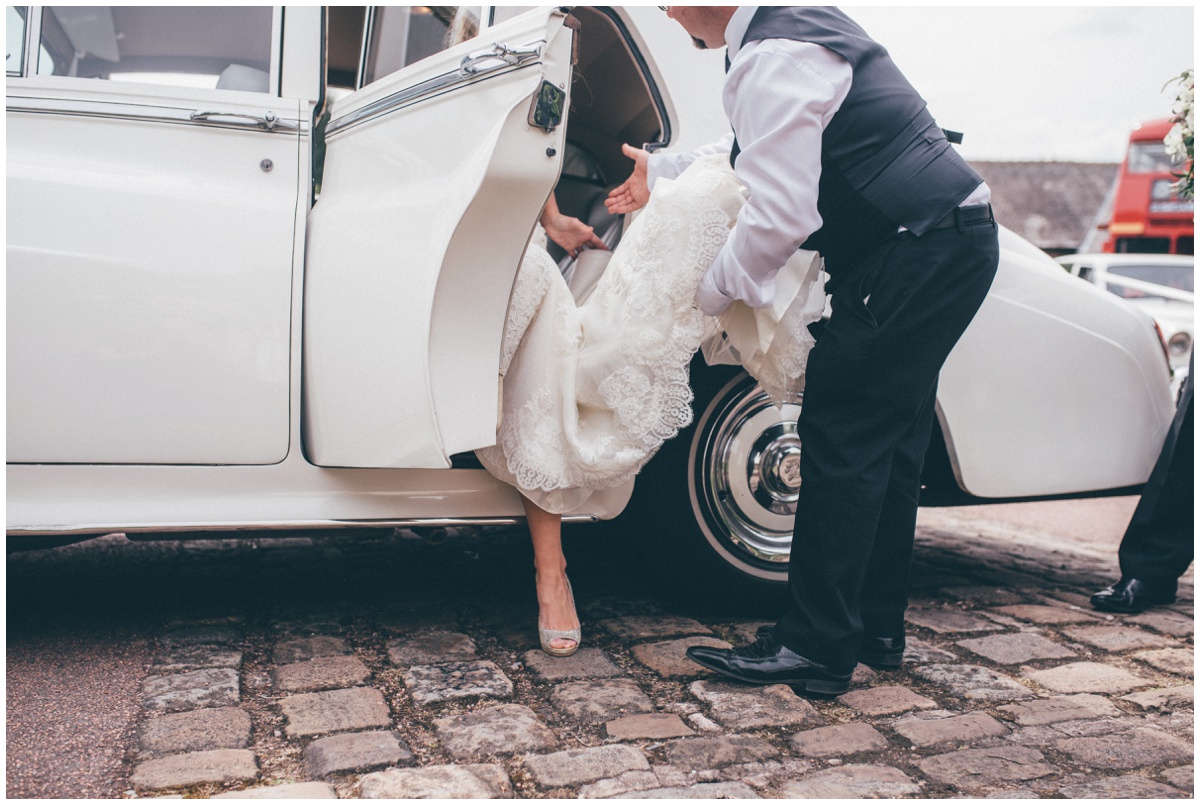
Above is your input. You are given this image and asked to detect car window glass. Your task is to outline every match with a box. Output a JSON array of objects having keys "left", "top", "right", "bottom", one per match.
[
  {"left": 1108, "top": 263, "right": 1195, "bottom": 293},
  {"left": 363, "top": 6, "right": 479, "bottom": 86},
  {"left": 7, "top": 5, "right": 27, "bottom": 75},
  {"left": 37, "top": 6, "right": 273, "bottom": 91},
  {"left": 1077, "top": 266, "right": 1093, "bottom": 282},
  {"left": 490, "top": 7, "right": 536, "bottom": 25},
  {"left": 1127, "top": 141, "right": 1181, "bottom": 174}
]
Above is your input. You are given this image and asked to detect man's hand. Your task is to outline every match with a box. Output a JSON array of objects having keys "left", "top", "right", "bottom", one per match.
[
  {"left": 604, "top": 143, "right": 651, "bottom": 214},
  {"left": 543, "top": 212, "right": 607, "bottom": 258}
]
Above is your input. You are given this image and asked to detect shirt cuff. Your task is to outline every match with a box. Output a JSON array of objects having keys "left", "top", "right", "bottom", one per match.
[
  {"left": 647, "top": 152, "right": 682, "bottom": 192},
  {"left": 695, "top": 269, "right": 733, "bottom": 316}
]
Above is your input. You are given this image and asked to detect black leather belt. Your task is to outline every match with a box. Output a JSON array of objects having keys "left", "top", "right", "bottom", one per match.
[{"left": 927, "top": 203, "right": 994, "bottom": 232}]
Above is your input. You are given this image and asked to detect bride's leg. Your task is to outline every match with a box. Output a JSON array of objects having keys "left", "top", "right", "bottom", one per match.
[{"left": 521, "top": 494, "right": 580, "bottom": 653}]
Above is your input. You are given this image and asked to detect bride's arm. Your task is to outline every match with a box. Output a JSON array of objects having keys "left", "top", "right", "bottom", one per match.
[{"left": 539, "top": 195, "right": 607, "bottom": 257}]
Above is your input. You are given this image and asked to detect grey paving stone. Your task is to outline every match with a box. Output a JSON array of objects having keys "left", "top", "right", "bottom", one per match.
[
  {"left": 138, "top": 707, "right": 251, "bottom": 756},
  {"left": 837, "top": 684, "right": 938, "bottom": 716},
  {"left": 598, "top": 615, "right": 713, "bottom": 641},
  {"left": 273, "top": 655, "right": 371, "bottom": 693},
  {"left": 907, "top": 608, "right": 1005, "bottom": 634},
  {"left": 550, "top": 678, "right": 654, "bottom": 723},
  {"left": 1057, "top": 775, "right": 1188, "bottom": 798},
  {"left": 997, "top": 693, "right": 1121, "bottom": 725},
  {"left": 131, "top": 749, "right": 258, "bottom": 790},
  {"left": 943, "top": 586, "right": 1024, "bottom": 605},
  {"left": 789, "top": 723, "right": 890, "bottom": 757},
  {"left": 610, "top": 782, "right": 759, "bottom": 798},
  {"left": 892, "top": 712, "right": 1009, "bottom": 748},
  {"left": 1024, "top": 661, "right": 1148, "bottom": 694},
  {"left": 522, "top": 648, "right": 623, "bottom": 681},
  {"left": 778, "top": 765, "right": 921, "bottom": 798},
  {"left": 956, "top": 633, "right": 1076, "bottom": 664},
  {"left": 725, "top": 621, "right": 774, "bottom": 645},
  {"left": 1134, "top": 648, "right": 1194, "bottom": 676},
  {"left": 1063, "top": 625, "right": 1179, "bottom": 652},
  {"left": 1162, "top": 764, "right": 1193, "bottom": 792},
  {"left": 272, "top": 636, "right": 349, "bottom": 664},
  {"left": 403, "top": 660, "right": 513, "bottom": 705},
  {"left": 631, "top": 637, "right": 732, "bottom": 678},
  {"left": 917, "top": 746, "right": 1055, "bottom": 791},
  {"left": 161, "top": 625, "right": 243, "bottom": 648},
  {"left": 359, "top": 763, "right": 512, "bottom": 799},
  {"left": 387, "top": 631, "right": 478, "bottom": 666},
  {"left": 991, "top": 605, "right": 1100, "bottom": 624},
  {"left": 525, "top": 745, "right": 650, "bottom": 787},
  {"left": 433, "top": 704, "right": 558, "bottom": 760},
  {"left": 1055, "top": 727, "right": 1193, "bottom": 770},
  {"left": 578, "top": 770, "right": 662, "bottom": 799},
  {"left": 849, "top": 663, "right": 879, "bottom": 688},
  {"left": 1122, "top": 685, "right": 1194, "bottom": 711},
  {"left": 304, "top": 730, "right": 413, "bottom": 777},
  {"left": 1129, "top": 609, "right": 1195, "bottom": 638},
  {"left": 663, "top": 736, "right": 778, "bottom": 769},
  {"left": 280, "top": 687, "right": 392, "bottom": 738},
  {"left": 213, "top": 782, "right": 338, "bottom": 798},
  {"left": 912, "top": 664, "right": 1034, "bottom": 702},
  {"left": 689, "top": 680, "right": 821, "bottom": 729},
  {"left": 150, "top": 645, "right": 243, "bottom": 675},
  {"left": 903, "top": 637, "right": 960, "bottom": 664},
  {"left": 142, "top": 668, "right": 240, "bottom": 713},
  {"left": 605, "top": 713, "right": 694, "bottom": 740}
]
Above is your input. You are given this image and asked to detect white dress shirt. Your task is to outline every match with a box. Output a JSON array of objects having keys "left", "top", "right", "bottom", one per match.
[{"left": 648, "top": 6, "right": 988, "bottom": 316}]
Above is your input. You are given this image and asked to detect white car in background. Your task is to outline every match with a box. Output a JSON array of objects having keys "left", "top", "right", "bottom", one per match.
[{"left": 6, "top": 5, "right": 1177, "bottom": 597}]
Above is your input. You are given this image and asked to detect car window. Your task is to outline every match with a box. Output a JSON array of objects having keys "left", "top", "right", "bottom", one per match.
[
  {"left": 7, "top": 5, "right": 26, "bottom": 75},
  {"left": 1077, "top": 266, "right": 1093, "bottom": 282},
  {"left": 362, "top": 6, "right": 480, "bottom": 86},
  {"left": 1127, "top": 141, "right": 1182, "bottom": 174},
  {"left": 490, "top": 7, "right": 537, "bottom": 25},
  {"left": 36, "top": 6, "right": 273, "bottom": 92},
  {"left": 1109, "top": 263, "right": 1194, "bottom": 293}
]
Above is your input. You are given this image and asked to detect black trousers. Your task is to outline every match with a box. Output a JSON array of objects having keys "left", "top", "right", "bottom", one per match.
[
  {"left": 1118, "top": 353, "right": 1194, "bottom": 585},
  {"left": 773, "top": 219, "right": 999, "bottom": 669}
]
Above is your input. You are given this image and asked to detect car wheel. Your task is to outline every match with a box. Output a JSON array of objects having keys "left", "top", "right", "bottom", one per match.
[{"left": 629, "top": 356, "right": 797, "bottom": 607}]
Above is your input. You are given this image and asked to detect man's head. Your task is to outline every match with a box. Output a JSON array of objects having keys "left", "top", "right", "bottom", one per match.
[{"left": 664, "top": 7, "right": 738, "bottom": 50}]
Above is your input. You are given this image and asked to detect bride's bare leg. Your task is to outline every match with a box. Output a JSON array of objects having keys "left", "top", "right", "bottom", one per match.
[{"left": 521, "top": 495, "right": 579, "bottom": 652}]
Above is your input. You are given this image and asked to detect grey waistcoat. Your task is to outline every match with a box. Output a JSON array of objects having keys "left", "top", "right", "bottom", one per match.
[{"left": 732, "top": 6, "right": 983, "bottom": 267}]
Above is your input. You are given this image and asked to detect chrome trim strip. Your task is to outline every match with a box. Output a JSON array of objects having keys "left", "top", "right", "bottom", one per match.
[
  {"left": 6, "top": 95, "right": 306, "bottom": 133},
  {"left": 326, "top": 41, "right": 543, "bottom": 138},
  {"left": 8, "top": 515, "right": 599, "bottom": 537}
]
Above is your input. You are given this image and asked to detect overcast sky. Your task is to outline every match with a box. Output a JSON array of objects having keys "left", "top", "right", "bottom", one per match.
[{"left": 627, "top": 5, "right": 1194, "bottom": 164}]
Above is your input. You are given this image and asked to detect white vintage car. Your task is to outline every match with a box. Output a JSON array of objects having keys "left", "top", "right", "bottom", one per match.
[{"left": 5, "top": 6, "right": 1177, "bottom": 595}]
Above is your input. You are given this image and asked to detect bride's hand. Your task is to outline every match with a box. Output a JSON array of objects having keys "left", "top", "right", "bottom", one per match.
[
  {"left": 605, "top": 144, "right": 650, "bottom": 214},
  {"left": 544, "top": 212, "right": 607, "bottom": 258}
]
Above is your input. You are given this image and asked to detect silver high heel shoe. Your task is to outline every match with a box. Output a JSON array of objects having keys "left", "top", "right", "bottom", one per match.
[{"left": 538, "top": 574, "right": 581, "bottom": 657}]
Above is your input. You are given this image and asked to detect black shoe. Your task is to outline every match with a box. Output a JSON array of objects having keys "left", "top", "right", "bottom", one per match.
[
  {"left": 858, "top": 635, "right": 906, "bottom": 669},
  {"left": 1091, "top": 577, "right": 1177, "bottom": 614},
  {"left": 685, "top": 632, "right": 852, "bottom": 695}
]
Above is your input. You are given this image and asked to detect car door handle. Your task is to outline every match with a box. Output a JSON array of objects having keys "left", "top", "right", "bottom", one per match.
[
  {"left": 459, "top": 42, "right": 542, "bottom": 76},
  {"left": 189, "top": 110, "right": 299, "bottom": 132}
]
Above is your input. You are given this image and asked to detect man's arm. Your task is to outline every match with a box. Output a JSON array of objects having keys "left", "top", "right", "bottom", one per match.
[{"left": 695, "top": 41, "right": 851, "bottom": 315}]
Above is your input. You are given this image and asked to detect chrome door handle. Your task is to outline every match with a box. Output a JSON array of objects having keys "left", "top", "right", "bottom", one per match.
[
  {"left": 459, "top": 42, "right": 542, "bottom": 75},
  {"left": 189, "top": 110, "right": 299, "bottom": 132}
]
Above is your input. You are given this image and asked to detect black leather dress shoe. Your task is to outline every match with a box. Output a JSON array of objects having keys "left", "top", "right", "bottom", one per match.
[
  {"left": 1091, "top": 577, "right": 1177, "bottom": 613},
  {"left": 858, "top": 635, "right": 906, "bottom": 669},
  {"left": 686, "top": 633, "right": 852, "bottom": 695}
]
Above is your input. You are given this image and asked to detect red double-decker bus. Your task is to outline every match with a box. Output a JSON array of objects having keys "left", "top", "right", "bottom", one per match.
[{"left": 1104, "top": 118, "right": 1194, "bottom": 255}]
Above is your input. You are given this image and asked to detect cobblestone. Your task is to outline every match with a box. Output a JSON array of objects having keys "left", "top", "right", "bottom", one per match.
[
  {"left": 137, "top": 707, "right": 251, "bottom": 756},
  {"left": 1055, "top": 727, "right": 1193, "bottom": 770},
  {"left": 1056, "top": 775, "right": 1188, "bottom": 798},
  {"left": 1023, "top": 661, "right": 1148, "bottom": 694},
  {"left": 598, "top": 615, "right": 714, "bottom": 640},
  {"left": 304, "top": 730, "right": 413, "bottom": 777},
  {"left": 280, "top": 687, "right": 392, "bottom": 737},
  {"left": 359, "top": 764, "right": 512, "bottom": 798},
  {"left": 273, "top": 655, "right": 371, "bottom": 693},
  {"left": 689, "top": 680, "right": 821, "bottom": 728},
  {"left": 996, "top": 693, "right": 1121, "bottom": 725},
  {"left": 837, "top": 684, "right": 938, "bottom": 715},
  {"left": 403, "top": 660, "right": 513, "bottom": 704},
  {"left": 160, "top": 625, "right": 243, "bottom": 647},
  {"left": 524, "top": 745, "right": 649, "bottom": 787},
  {"left": 142, "top": 668, "right": 240, "bottom": 713},
  {"left": 956, "top": 632, "right": 1076, "bottom": 664},
  {"left": 1062, "top": 625, "right": 1180, "bottom": 652},
  {"left": 131, "top": 749, "right": 258, "bottom": 790},
  {"left": 663, "top": 736, "right": 778, "bottom": 769},
  {"left": 610, "top": 781, "right": 758, "bottom": 798},
  {"left": 892, "top": 712, "right": 1009, "bottom": 747},
  {"left": 778, "top": 764, "right": 922, "bottom": 798},
  {"left": 433, "top": 704, "right": 558, "bottom": 759},
  {"left": 631, "top": 637, "right": 732, "bottom": 677},
  {"left": 212, "top": 782, "right": 338, "bottom": 798},
  {"left": 272, "top": 636, "right": 349, "bottom": 664},
  {"left": 550, "top": 679, "right": 653, "bottom": 723},
  {"left": 990, "top": 604, "right": 1099, "bottom": 624},
  {"left": 1162, "top": 764, "right": 1193, "bottom": 791},
  {"left": 386, "top": 631, "right": 478, "bottom": 666},
  {"left": 907, "top": 608, "right": 1005, "bottom": 634},
  {"left": 789, "top": 722, "right": 890, "bottom": 757},
  {"left": 917, "top": 746, "right": 1055, "bottom": 791},
  {"left": 522, "top": 648, "right": 623, "bottom": 681},
  {"left": 149, "top": 645, "right": 243, "bottom": 675},
  {"left": 1134, "top": 648, "right": 1194, "bottom": 676},
  {"left": 1121, "top": 685, "right": 1194, "bottom": 711},
  {"left": 912, "top": 664, "right": 1034, "bottom": 702},
  {"left": 605, "top": 713, "right": 694, "bottom": 740},
  {"left": 903, "top": 637, "right": 960, "bottom": 664},
  {"left": 1128, "top": 610, "right": 1195, "bottom": 637}
]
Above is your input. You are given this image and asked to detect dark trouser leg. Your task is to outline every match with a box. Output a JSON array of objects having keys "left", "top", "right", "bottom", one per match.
[{"left": 773, "top": 223, "right": 998, "bottom": 669}]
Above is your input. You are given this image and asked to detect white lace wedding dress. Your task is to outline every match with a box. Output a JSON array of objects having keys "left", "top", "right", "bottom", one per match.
[{"left": 476, "top": 154, "right": 824, "bottom": 515}]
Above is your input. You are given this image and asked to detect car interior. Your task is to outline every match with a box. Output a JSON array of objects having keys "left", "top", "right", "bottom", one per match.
[{"left": 324, "top": 6, "right": 668, "bottom": 269}]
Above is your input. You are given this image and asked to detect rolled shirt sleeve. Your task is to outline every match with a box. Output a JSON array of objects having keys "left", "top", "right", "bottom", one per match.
[{"left": 695, "top": 40, "right": 852, "bottom": 316}]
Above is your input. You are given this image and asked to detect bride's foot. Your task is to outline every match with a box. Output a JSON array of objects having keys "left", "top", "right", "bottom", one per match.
[{"left": 537, "top": 568, "right": 581, "bottom": 657}]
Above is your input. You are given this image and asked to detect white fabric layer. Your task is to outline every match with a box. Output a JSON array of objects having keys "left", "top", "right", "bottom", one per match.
[{"left": 477, "top": 155, "right": 824, "bottom": 514}]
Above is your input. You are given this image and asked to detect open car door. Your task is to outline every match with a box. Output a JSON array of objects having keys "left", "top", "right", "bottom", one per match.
[{"left": 304, "top": 8, "right": 575, "bottom": 468}]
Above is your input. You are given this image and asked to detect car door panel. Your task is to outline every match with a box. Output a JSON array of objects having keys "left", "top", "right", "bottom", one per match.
[{"left": 303, "top": 9, "right": 574, "bottom": 468}]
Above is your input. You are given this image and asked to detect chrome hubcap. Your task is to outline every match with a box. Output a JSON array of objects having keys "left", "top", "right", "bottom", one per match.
[{"left": 699, "top": 382, "right": 802, "bottom": 564}]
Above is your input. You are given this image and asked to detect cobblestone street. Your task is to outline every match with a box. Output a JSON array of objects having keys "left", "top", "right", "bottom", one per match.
[{"left": 6, "top": 504, "right": 1194, "bottom": 799}]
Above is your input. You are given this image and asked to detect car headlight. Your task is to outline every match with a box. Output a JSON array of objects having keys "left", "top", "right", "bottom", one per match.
[{"left": 1168, "top": 331, "right": 1192, "bottom": 357}]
